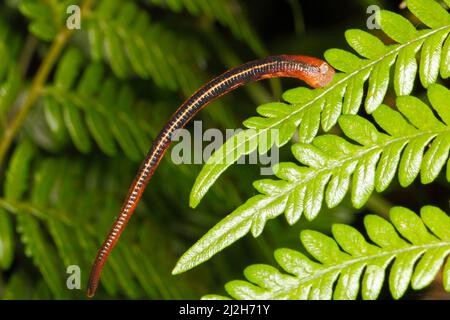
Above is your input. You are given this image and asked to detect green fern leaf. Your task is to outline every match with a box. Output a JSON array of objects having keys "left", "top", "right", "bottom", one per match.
[
  {"left": 146, "top": 0, "right": 266, "bottom": 56},
  {"left": 33, "top": 159, "right": 85, "bottom": 279},
  {"left": 190, "top": 1, "right": 450, "bottom": 207},
  {"left": 2, "top": 141, "right": 70, "bottom": 298},
  {"left": 0, "top": 21, "right": 22, "bottom": 118},
  {"left": 176, "top": 85, "right": 450, "bottom": 274},
  {"left": 407, "top": 0, "right": 450, "bottom": 28},
  {"left": 0, "top": 156, "right": 162, "bottom": 298},
  {"left": 16, "top": 213, "right": 69, "bottom": 299},
  {"left": 204, "top": 206, "right": 450, "bottom": 300},
  {"left": 62, "top": 99, "right": 93, "bottom": 154},
  {"left": 0, "top": 208, "right": 14, "bottom": 270}
]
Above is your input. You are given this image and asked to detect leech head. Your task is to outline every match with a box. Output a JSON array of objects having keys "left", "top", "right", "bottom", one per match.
[{"left": 283, "top": 55, "right": 335, "bottom": 88}]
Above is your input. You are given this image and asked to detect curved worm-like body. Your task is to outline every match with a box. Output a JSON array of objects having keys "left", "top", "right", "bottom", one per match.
[{"left": 87, "top": 55, "right": 335, "bottom": 297}]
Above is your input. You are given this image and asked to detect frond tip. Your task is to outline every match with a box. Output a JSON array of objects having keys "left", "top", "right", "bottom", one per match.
[{"left": 203, "top": 205, "right": 450, "bottom": 300}]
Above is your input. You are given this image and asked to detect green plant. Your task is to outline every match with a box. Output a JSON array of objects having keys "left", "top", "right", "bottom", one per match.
[
  {"left": 0, "top": 0, "right": 267, "bottom": 299},
  {"left": 204, "top": 206, "right": 450, "bottom": 300},
  {"left": 0, "top": 0, "right": 448, "bottom": 300},
  {"left": 173, "top": 0, "right": 450, "bottom": 299}
]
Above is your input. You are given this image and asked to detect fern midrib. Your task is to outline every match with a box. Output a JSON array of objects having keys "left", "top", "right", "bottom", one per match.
[
  {"left": 268, "top": 240, "right": 450, "bottom": 299},
  {"left": 217, "top": 24, "right": 450, "bottom": 164}
]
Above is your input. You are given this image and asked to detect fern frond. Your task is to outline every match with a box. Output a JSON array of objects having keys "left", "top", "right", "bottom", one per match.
[
  {"left": 0, "top": 140, "right": 202, "bottom": 298},
  {"left": 174, "top": 84, "right": 450, "bottom": 274},
  {"left": 189, "top": 0, "right": 450, "bottom": 208},
  {"left": 0, "top": 19, "right": 22, "bottom": 119},
  {"left": 0, "top": 206, "right": 13, "bottom": 271},
  {"left": 86, "top": 0, "right": 206, "bottom": 92},
  {"left": 41, "top": 48, "right": 151, "bottom": 161},
  {"left": 1, "top": 161, "right": 145, "bottom": 298},
  {"left": 146, "top": 0, "right": 266, "bottom": 56},
  {"left": 203, "top": 206, "right": 450, "bottom": 300},
  {"left": 0, "top": 137, "right": 29, "bottom": 270},
  {"left": 2, "top": 273, "right": 29, "bottom": 299},
  {"left": 18, "top": 0, "right": 75, "bottom": 41}
]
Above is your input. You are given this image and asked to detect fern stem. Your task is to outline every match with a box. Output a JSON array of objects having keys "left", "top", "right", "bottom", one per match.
[{"left": 0, "top": 0, "right": 94, "bottom": 166}]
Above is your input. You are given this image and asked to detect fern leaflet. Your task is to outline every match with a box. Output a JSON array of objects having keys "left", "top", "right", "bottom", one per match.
[{"left": 146, "top": 0, "right": 267, "bottom": 56}]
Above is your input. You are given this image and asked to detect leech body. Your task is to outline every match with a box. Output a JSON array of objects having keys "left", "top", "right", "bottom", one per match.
[{"left": 87, "top": 55, "right": 335, "bottom": 297}]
